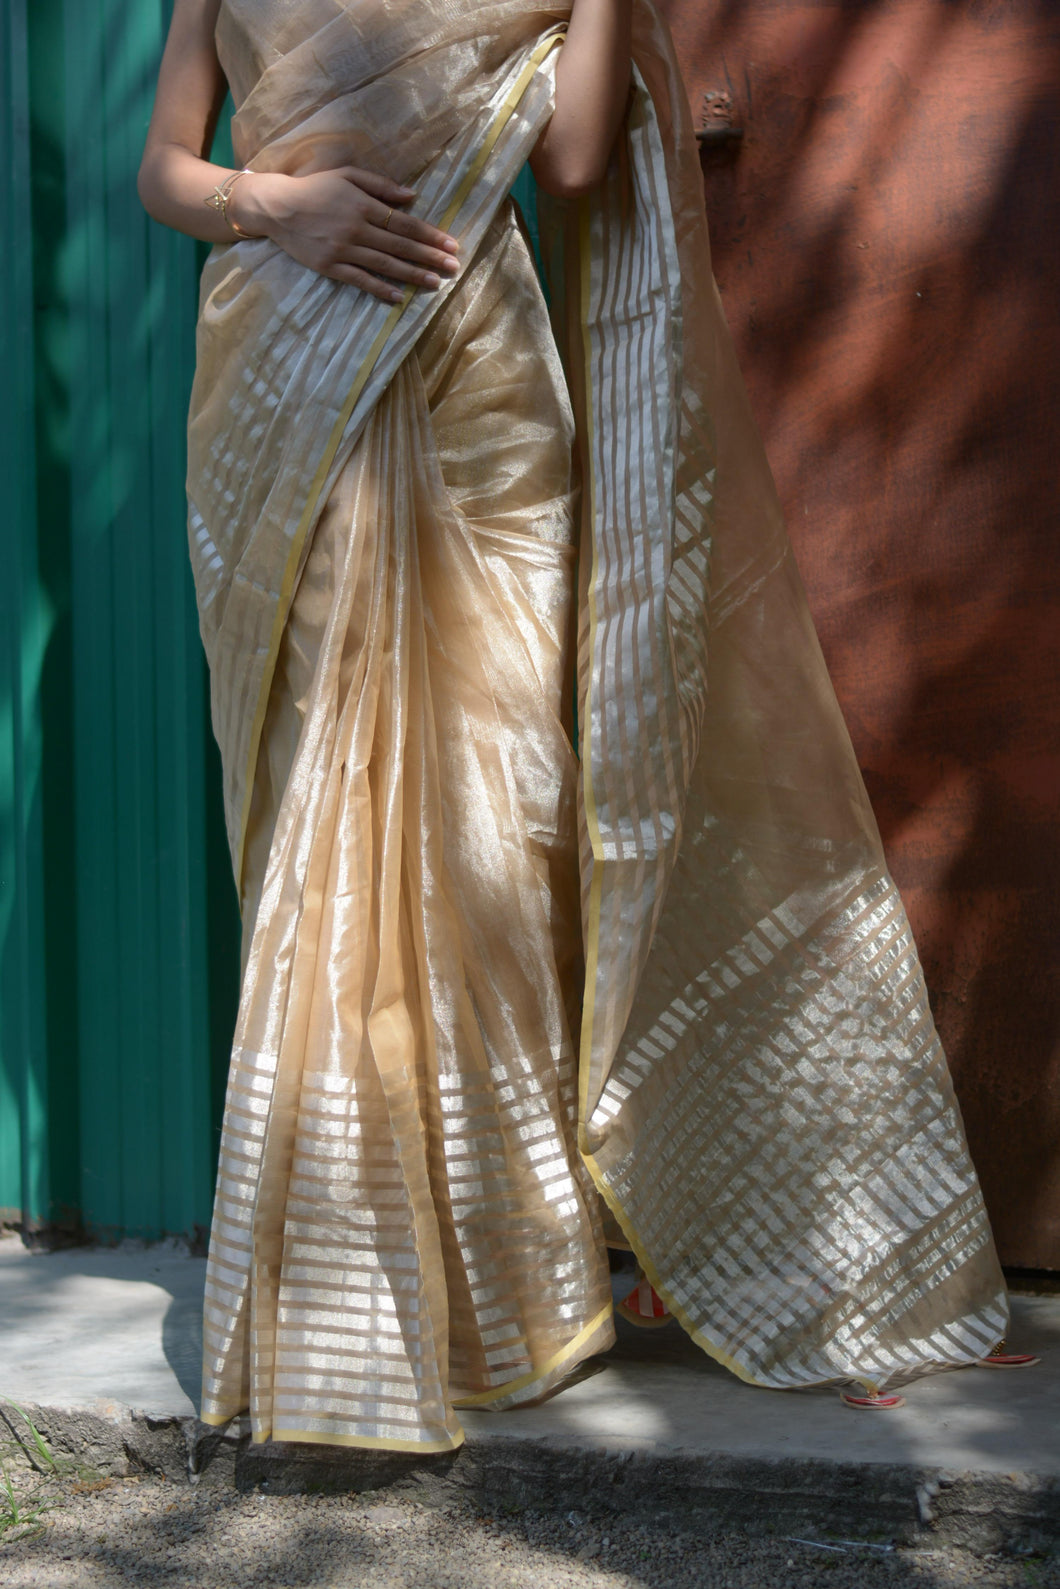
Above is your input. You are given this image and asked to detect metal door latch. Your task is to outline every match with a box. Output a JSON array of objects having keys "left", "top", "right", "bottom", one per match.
[{"left": 697, "top": 90, "right": 743, "bottom": 151}]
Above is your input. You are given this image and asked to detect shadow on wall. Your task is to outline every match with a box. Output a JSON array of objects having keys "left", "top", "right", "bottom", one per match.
[{"left": 662, "top": 0, "right": 1060, "bottom": 1268}]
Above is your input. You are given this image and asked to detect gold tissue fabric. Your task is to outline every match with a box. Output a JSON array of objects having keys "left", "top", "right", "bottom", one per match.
[{"left": 188, "top": 0, "right": 1007, "bottom": 1451}]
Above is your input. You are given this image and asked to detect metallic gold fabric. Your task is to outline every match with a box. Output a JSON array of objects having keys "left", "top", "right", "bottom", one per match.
[
  {"left": 190, "top": 0, "right": 1007, "bottom": 1450},
  {"left": 541, "top": 8, "right": 1006, "bottom": 1393}
]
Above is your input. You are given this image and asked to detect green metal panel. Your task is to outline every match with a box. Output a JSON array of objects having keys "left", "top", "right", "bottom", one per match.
[
  {"left": 1, "top": 0, "right": 50, "bottom": 1226},
  {"left": 1, "top": 0, "right": 240, "bottom": 1239},
  {"left": 510, "top": 165, "right": 544, "bottom": 280}
]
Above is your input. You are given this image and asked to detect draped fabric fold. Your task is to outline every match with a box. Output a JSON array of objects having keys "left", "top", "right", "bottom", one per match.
[{"left": 191, "top": 0, "right": 1007, "bottom": 1451}]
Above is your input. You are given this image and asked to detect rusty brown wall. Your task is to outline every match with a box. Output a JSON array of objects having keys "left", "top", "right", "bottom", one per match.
[{"left": 659, "top": 0, "right": 1060, "bottom": 1267}]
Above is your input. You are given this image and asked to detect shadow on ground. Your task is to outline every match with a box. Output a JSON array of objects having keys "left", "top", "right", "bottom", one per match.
[{"left": 1, "top": 1468, "right": 1058, "bottom": 1589}]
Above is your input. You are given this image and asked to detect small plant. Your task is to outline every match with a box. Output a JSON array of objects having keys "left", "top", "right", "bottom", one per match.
[
  {"left": 0, "top": 1397, "right": 69, "bottom": 1543},
  {"left": 2, "top": 1398, "right": 59, "bottom": 1474},
  {"left": 0, "top": 1459, "right": 55, "bottom": 1542}
]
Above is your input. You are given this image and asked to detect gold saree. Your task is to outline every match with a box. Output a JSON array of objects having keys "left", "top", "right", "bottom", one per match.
[{"left": 191, "top": 0, "right": 1008, "bottom": 1452}]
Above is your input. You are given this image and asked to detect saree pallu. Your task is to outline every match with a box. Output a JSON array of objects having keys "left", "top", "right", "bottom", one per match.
[{"left": 192, "top": 0, "right": 1008, "bottom": 1452}]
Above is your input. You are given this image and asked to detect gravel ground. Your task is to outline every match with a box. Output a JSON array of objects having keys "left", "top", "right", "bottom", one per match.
[{"left": 2, "top": 1473, "right": 1059, "bottom": 1589}]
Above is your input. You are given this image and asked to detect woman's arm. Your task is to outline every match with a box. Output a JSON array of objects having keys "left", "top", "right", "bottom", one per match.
[
  {"left": 137, "top": 0, "right": 460, "bottom": 304},
  {"left": 530, "top": 0, "right": 633, "bottom": 199}
]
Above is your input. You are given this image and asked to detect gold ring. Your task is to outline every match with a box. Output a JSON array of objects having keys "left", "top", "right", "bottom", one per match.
[{"left": 383, "top": 207, "right": 394, "bottom": 231}]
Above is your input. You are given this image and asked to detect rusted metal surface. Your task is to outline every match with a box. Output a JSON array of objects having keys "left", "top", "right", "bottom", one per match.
[{"left": 661, "top": 0, "right": 1060, "bottom": 1267}]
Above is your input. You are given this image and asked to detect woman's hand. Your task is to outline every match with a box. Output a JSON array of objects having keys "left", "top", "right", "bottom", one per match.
[
  {"left": 136, "top": 0, "right": 459, "bottom": 304},
  {"left": 229, "top": 167, "right": 460, "bottom": 305}
]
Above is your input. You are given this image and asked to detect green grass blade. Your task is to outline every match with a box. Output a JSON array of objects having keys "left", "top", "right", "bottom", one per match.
[{"left": 0, "top": 1396, "right": 58, "bottom": 1470}]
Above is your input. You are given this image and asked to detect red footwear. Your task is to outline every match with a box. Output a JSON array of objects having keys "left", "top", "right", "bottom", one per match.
[
  {"left": 976, "top": 1340, "right": 1041, "bottom": 1368},
  {"left": 616, "top": 1272, "right": 672, "bottom": 1328},
  {"left": 839, "top": 1388, "right": 906, "bottom": 1410}
]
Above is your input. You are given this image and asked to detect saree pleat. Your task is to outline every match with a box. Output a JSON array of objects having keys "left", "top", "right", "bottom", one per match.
[
  {"left": 199, "top": 197, "right": 612, "bottom": 1449},
  {"left": 191, "top": 0, "right": 1007, "bottom": 1449}
]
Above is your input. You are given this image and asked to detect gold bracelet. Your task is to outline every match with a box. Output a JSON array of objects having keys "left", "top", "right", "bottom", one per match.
[{"left": 204, "top": 168, "right": 254, "bottom": 237}]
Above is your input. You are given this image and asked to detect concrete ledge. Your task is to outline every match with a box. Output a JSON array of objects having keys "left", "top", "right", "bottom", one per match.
[
  {"left": 5, "top": 1241, "right": 1058, "bottom": 1561},
  {"left": 12, "top": 1399, "right": 1060, "bottom": 1558}
]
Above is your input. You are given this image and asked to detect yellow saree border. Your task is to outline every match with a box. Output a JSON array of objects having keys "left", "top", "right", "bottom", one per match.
[
  {"left": 452, "top": 1301, "right": 613, "bottom": 1409},
  {"left": 234, "top": 29, "right": 565, "bottom": 894},
  {"left": 198, "top": 1304, "right": 613, "bottom": 1444},
  {"left": 198, "top": 1409, "right": 464, "bottom": 1453},
  {"left": 575, "top": 202, "right": 607, "bottom": 1137},
  {"left": 255, "top": 1425, "right": 464, "bottom": 1453},
  {"left": 570, "top": 188, "right": 881, "bottom": 1402},
  {"left": 198, "top": 1410, "right": 241, "bottom": 1428}
]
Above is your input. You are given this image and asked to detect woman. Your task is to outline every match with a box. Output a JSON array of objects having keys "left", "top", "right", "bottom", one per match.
[{"left": 139, "top": 0, "right": 1026, "bottom": 1454}]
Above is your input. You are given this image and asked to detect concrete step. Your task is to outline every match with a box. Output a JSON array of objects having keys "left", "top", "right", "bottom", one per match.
[{"left": 3, "top": 1233, "right": 1058, "bottom": 1555}]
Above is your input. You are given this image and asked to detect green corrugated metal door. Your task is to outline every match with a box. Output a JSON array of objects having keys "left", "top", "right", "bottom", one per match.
[
  {"left": 0, "top": 2, "right": 544, "bottom": 1244},
  {"left": 1, "top": 0, "right": 239, "bottom": 1240},
  {"left": 1, "top": 0, "right": 48, "bottom": 1231}
]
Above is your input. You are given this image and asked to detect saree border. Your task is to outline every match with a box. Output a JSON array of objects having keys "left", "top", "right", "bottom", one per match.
[
  {"left": 234, "top": 30, "right": 565, "bottom": 894},
  {"left": 255, "top": 1426, "right": 464, "bottom": 1453},
  {"left": 197, "top": 1409, "right": 465, "bottom": 1453},
  {"left": 197, "top": 1307, "right": 613, "bottom": 1442},
  {"left": 452, "top": 1301, "right": 613, "bottom": 1409}
]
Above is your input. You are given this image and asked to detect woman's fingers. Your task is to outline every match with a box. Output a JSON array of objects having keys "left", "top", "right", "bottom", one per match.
[
  {"left": 394, "top": 211, "right": 460, "bottom": 257},
  {"left": 367, "top": 232, "right": 460, "bottom": 277},
  {"left": 345, "top": 247, "right": 448, "bottom": 289},
  {"left": 331, "top": 167, "right": 461, "bottom": 258},
  {"left": 337, "top": 167, "right": 460, "bottom": 253},
  {"left": 365, "top": 201, "right": 460, "bottom": 257},
  {"left": 363, "top": 217, "right": 460, "bottom": 276},
  {"left": 325, "top": 240, "right": 462, "bottom": 301},
  {"left": 268, "top": 167, "right": 464, "bottom": 298},
  {"left": 341, "top": 166, "right": 416, "bottom": 206},
  {"left": 325, "top": 262, "right": 407, "bottom": 304}
]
